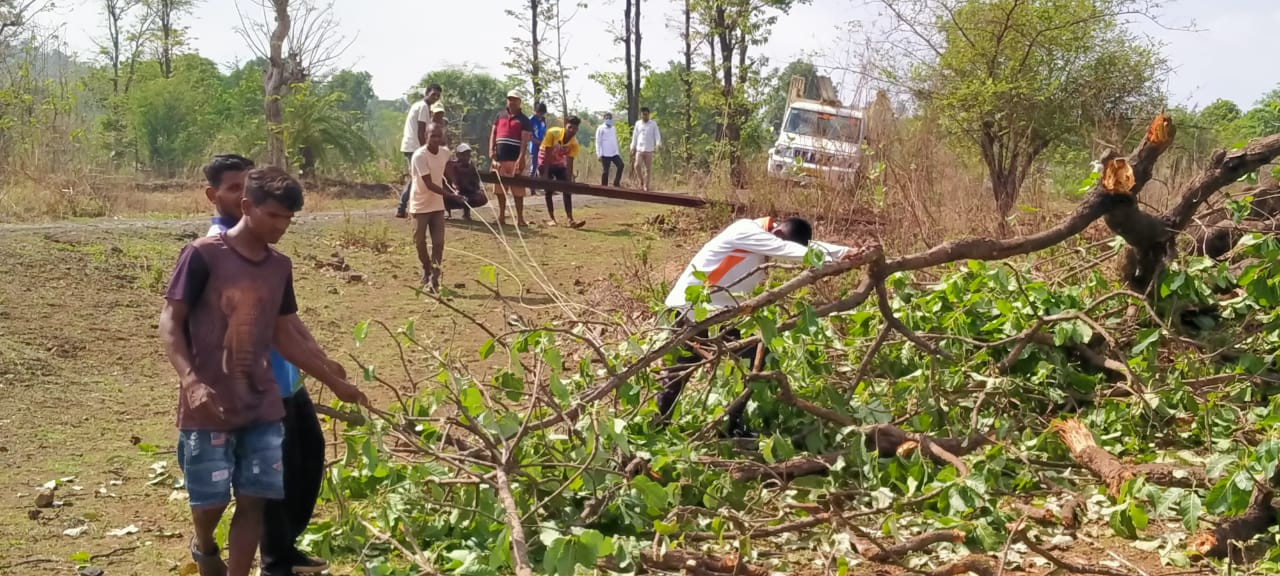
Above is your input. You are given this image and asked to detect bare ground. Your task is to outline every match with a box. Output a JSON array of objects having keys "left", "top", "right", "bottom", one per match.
[{"left": 0, "top": 198, "right": 679, "bottom": 575}]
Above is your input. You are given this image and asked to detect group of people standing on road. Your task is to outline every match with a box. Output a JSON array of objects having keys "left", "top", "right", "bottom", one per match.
[{"left": 392, "top": 82, "right": 665, "bottom": 292}]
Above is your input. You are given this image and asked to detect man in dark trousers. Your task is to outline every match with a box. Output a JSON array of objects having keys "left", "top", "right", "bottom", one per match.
[
  {"left": 196, "top": 155, "right": 366, "bottom": 576},
  {"left": 444, "top": 143, "right": 488, "bottom": 221}
]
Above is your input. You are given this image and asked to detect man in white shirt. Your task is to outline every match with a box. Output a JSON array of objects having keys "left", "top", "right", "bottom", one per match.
[
  {"left": 410, "top": 124, "right": 462, "bottom": 293},
  {"left": 630, "top": 106, "right": 661, "bottom": 191},
  {"left": 658, "top": 216, "right": 858, "bottom": 436},
  {"left": 596, "top": 112, "right": 624, "bottom": 187},
  {"left": 397, "top": 83, "right": 442, "bottom": 218}
]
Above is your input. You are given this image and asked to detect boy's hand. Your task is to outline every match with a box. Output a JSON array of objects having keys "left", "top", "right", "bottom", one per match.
[
  {"left": 330, "top": 380, "right": 368, "bottom": 407},
  {"left": 185, "top": 381, "right": 225, "bottom": 420}
]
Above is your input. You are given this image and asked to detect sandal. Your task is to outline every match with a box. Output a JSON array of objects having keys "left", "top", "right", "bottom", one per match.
[
  {"left": 190, "top": 538, "right": 227, "bottom": 576},
  {"left": 569, "top": 220, "right": 586, "bottom": 229}
]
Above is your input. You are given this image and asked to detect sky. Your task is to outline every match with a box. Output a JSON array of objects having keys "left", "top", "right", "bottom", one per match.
[{"left": 35, "top": 0, "right": 1280, "bottom": 113}]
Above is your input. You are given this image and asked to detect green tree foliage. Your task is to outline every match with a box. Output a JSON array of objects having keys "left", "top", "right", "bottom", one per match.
[
  {"left": 323, "top": 69, "right": 376, "bottom": 119},
  {"left": 760, "top": 59, "right": 819, "bottom": 135},
  {"left": 1198, "top": 98, "right": 1242, "bottom": 129},
  {"left": 885, "top": 0, "right": 1166, "bottom": 216},
  {"left": 283, "top": 82, "right": 376, "bottom": 177}
]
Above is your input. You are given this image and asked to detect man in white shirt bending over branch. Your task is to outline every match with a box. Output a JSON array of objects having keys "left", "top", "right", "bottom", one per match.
[{"left": 658, "top": 216, "right": 858, "bottom": 437}]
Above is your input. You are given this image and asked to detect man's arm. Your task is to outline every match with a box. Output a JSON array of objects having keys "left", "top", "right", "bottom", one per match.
[
  {"left": 159, "top": 246, "right": 220, "bottom": 419},
  {"left": 730, "top": 226, "right": 818, "bottom": 260},
  {"left": 416, "top": 121, "right": 427, "bottom": 147},
  {"left": 566, "top": 154, "right": 576, "bottom": 183},
  {"left": 596, "top": 126, "right": 606, "bottom": 157},
  {"left": 654, "top": 123, "right": 662, "bottom": 150},
  {"left": 274, "top": 315, "right": 366, "bottom": 405},
  {"left": 489, "top": 122, "right": 498, "bottom": 158},
  {"left": 414, "top": 152, "right": 455, "bottom": 198},
  {"left": 519, "top": 129, "right": 532, "bottom": 166}
]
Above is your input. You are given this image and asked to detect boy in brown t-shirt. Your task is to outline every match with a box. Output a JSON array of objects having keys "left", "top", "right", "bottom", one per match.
[{"left": 160, "top": 167, "right": 364, "bottom": 576}]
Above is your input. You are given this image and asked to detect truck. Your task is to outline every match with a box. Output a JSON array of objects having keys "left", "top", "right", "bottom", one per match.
[{"left": 766, "top": 75, "right": 867, "bottom": 184}]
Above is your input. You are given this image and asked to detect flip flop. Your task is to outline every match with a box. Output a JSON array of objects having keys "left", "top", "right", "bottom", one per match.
[{"left": 569, "top": 220, "right": 586, "bottom": 229}]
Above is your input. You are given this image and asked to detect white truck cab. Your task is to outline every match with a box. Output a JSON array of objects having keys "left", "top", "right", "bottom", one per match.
[{"left": 767, "top": 76, "right": 866, "bottom": 184}]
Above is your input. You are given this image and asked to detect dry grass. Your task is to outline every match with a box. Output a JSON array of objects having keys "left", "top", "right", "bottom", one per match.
[{"left": 0, "top": 174, "right": 397, "bottom": 222}]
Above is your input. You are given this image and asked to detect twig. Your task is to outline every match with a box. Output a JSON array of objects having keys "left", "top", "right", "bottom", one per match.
[{"left": 1016, "top": 531, "right": 1133, "bottom": 576}]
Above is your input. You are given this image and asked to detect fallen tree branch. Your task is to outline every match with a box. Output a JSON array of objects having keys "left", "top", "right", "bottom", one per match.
[
  {"left": 1188, "top": 483, "right": 1276, "bottom": 562},
  {"left": 1053, "top": 418, "right": 1208, "bottom": 496},
  {"left": 1016, "top": 531, "right": 1133, "bottom": 576},
  {"left": 867, "top": 529, "right": 966, "bottom": 562},
  {"left": 923, "top": 556, "right": 998, "bottom": 576},
  {"left": 626, "top": 549, "right": 769, "bottom": 576}
]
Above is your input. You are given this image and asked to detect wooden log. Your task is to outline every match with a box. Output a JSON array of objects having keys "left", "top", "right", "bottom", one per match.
[{"left": 477, "top": 171, "right": 713, "bottom": 208}]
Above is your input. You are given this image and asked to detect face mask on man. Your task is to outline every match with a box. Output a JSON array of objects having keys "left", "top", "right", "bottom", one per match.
[{"left": 605, "top": 119, "right": 613, "bottom": 127}]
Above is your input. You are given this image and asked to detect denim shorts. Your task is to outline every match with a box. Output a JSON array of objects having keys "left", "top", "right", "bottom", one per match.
[{"left": 177, "top": 421, "right": 285, "bottom": 508}]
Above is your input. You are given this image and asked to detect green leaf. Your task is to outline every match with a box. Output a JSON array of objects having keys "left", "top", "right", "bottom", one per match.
[
  {"left": 1131, "top": 328, "right": 1160, "bottom": 355},
  {"left": 1180, "top": 494, "right": 1202, "bottom": 532},
  {"left": 1109, "top": 507, "right": 1138, "bottom": 539},
  {"left": 479, "top": 338, "right": 496, "bottom": 360},
  {"left": 631, "top": 475, "right": 669, "bottom": 514},
  {"left": 803, "top": 246, "right": 824, "bottom": 268},
  {"left": 353, "top": 320, "right": 369, "bottom": 345},
  {"left": 479, "top": 264, "right": 497, "bottom": 285},
  {"left": 1128, "top": 502, "right": 1149, "bottom": 531},
  {"left": 69, "top": 551, "right": 91, "bottom": 563}
]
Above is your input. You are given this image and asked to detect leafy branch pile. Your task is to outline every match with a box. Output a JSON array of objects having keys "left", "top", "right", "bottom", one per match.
[{"left": 307, "top": 119, "right": 1280, "bottom": 576}]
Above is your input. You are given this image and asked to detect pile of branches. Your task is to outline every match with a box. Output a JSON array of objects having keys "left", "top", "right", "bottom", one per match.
[{"left": 330, "top": 118, "right": 1280, "bottom": 576}]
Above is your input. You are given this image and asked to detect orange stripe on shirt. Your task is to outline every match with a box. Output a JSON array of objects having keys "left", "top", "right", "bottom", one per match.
[
  {"left": 755, "top": 216, "right": 773, "bottom": 230},
  {"left": 705, "top": 251, "right": 747, "bottom": 286}
]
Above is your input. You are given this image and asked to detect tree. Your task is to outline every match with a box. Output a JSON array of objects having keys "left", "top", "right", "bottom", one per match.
[
  {"left": 879, "top": 0, "right": 1165, "bottom": 217},
  {"left": 622, "top": 0, "right": 641, "bottom": 124},
  {"left": 1198, "top": 98, "right": 1241, "bottom": 129},
  {"left": 143, "top": 0, "right": 194, "bottom": 79},
  {"left": 694, "top": 0, "right": 808, "bottom": 186},
  {"left": 505, "top": 0, "right": 548, "bottom": 103},
  {"left": 282, "top": 82, "right": 374, "bottom": 176},
  {"left": 323, "top": 69, "right": 375, "bottom": 118},
  {"left": 761, "top": 59, "right": 819, "bottom": 135},
  {"left": 0, "top": 1, "right": 49, "bottom": 49},
  {"left": 237, "top": 0, "right": 351, "bottom": 168}
]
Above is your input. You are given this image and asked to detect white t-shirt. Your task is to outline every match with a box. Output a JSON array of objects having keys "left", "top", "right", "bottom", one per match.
[
  {"left": 631, "top": 119, "right": 662, "bottom": 153},
  {"left": 400, "top": 100, "right": 431, "bottom": 153},
  {"left": 409, "top": 145, "right": 451, "bottom": 214},
  {"left": 664, "top": 217, "right": 850, "bottom": 309},
  {"left": 595, "top": 124, "right": 621, "bottom": 158}
]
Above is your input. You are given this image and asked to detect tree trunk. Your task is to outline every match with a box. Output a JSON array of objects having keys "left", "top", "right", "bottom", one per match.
[
  {"left": 158, "top": 0, "right": 173, "bottom": 78},
  {"left": 263, "top": 0, "right": 291, "bottom": 168},
  {"left": 715, "top": 7, "right": 740, "bottom": 185},
  {"left": 623, "top": 0, "right": 636, "bottom": 125},
  {"left": 553, "top": 0, "right": 568, "bottom": 120},
  {"left": 633, "top": 0, "right": 641, "bottom": 115},
  {"left": 530, "top": 0, "right": 541, "bottom": 103},
  {"left": 682, "top": 0, "right": 692, "bottom": 165}
]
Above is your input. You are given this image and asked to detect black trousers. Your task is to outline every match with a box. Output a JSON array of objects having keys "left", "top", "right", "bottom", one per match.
[
  {"left": 397, "top": 151, "right": 413, "bottom": 213},
  {"left": 656, "top": 322, "right": 757, "bottom": 435},
  {"left": 543, "top": 165, "right": 573, "bottom": 219},
  {"left": 259, "top": 387, "right": 326, "bottom": 575},
  {"left": 599, "top": 155, "right": 623, "bottom": 187}
]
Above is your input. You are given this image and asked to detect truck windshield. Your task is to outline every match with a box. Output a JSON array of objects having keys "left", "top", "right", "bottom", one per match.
[{"left": 782, "top": 109, "right": 862, "bottom": 143}]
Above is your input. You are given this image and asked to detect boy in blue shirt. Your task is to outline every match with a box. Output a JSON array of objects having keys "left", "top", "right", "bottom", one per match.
[
  {"left": 528, "top": 102, "right": 548, "bottom": 182},
  {"left": 202, "top": 154, "right": 364, "bottom": 575}
]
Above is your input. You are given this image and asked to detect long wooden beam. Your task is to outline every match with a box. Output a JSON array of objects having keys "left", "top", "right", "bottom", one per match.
[{"left": 477, "top": 171, "right": 711, "bottom": 208}]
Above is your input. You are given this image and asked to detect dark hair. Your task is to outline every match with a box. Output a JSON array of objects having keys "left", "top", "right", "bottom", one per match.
[
  {"left": 566, "top": 115, "right": 581, "bottom": 126},
  {"left": 203, "top": 154, "right": 255, "bottom": 188},
  {"left": 426, "top": 83, "right": 442, "bottom": 93},
  {"left": 641, "top": 106, "right": 650, "bottom": 114},
  {"left": 535, "top": 102, "right": 548, "bottom": 114},
  {"left": 604, "top": 112, "right": 613, "bottom": 119},
  {"left": 781, "top": 217, "right": 813, "bottom": 246},
  {"left": 245, "top": 166, "right": 305, "bottom": 212}
]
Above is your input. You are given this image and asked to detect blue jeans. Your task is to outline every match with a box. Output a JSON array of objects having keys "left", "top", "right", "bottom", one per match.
[{"left": 177, "top": 421, "right": 286, "bottom": 508}]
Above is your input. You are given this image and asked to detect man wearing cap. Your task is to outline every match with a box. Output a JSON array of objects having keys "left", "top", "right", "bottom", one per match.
[
  {"left": 444, "top": 143, "right": 488, "bottom": 221},
  {"left": 397, "top": 83, "right": 443, "bottom": 218},
  {"left": 489, "top": 90, "right": 534, "bottom": 227}
]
